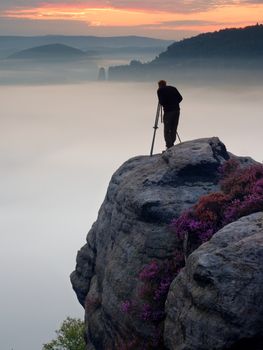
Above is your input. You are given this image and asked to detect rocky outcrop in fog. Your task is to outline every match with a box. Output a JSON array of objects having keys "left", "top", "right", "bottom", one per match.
[{"left": 70, "top": 137, "right": 262, "bottom": 349}]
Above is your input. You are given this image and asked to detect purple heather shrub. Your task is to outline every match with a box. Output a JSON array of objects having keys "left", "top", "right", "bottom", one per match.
[
  {"left": 138, "top": 283, "right": 153, "bottom": 299},
  {"left": 253, "top": 178, "right": 263, "bottom": 195},
  {"left": 141, "top": 303, "right": 153, "bottom": 321},
  {"left": 221, "top": 163, "right": 263, "bottom": 199},
  {"left": 237, "top": 193, "right": 263, "bottom": 216},
  {"left": 223, "top": 194, "right": 263, "bottom": 224},
  {"left": 120, "top": 300, "right": 133, "bottom": 314},
  {"left": 218, "top": 158, "right": 240, "bottom": 177},
  {"left": 223, "top": 198, "right": 241, "bottom": 224},
  {"left": 139, "top": 259, "right": 179, "bottom": 301},
  {"left": 139, "top": 260, "right": 160, "bottom": 281},
  {"left": 171, "top": 213, "right": 215, "bottom": 244},
  {"left": 223, "top": 180, "right": 263, "bottom": 224},
  {"left": 171, "top": 161, "right": 263, "bottom": 246},
  {"left": 153, "top": 277, "right": 173, "bottom": 301},
  {"left": 198, "top": 228, "right": 215, "bottom": 243},
  {"left": 170, "top": 211, "right": 194, "bottom": 240},
  {"left": 194, "top": 192, "right": 230, "bottom": 226},
  {"left": 140, "top": 303, "right": 165, "bottom": 322},
  {"left": 137, "top": 259, "right": 182, "bottom": 327}
]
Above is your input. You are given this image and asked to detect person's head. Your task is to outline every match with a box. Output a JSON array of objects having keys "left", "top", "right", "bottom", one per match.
[{"left": 158, "top": 80, "right": 167, "bottom": 88}]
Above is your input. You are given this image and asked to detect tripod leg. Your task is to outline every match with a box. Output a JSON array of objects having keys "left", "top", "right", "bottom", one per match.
[
  {"left": 177, "top": 132, "right": 182, "bottom": 143},
  {"left": 150, "top": 104, "right": 161, "bottom": 156}
]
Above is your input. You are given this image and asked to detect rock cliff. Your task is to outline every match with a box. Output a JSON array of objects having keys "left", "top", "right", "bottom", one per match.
[{"left": 70, "top": 137, "right": 262, "bottom": 349}]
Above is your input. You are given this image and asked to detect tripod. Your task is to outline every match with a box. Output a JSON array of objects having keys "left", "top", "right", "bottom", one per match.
[{"left": 150, "top": 103, "right": 182, "bottom": 156}]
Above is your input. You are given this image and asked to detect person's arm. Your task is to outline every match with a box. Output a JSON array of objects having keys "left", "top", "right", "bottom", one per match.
[
  {"left": 157, "top": 89, "right": 166, "bottom": 106},
  {"left": 178, "top": 91, "right": 183, "bottom": 103},
  {"left": 173, "top": 87, "right": 183, "bottom": 104}
]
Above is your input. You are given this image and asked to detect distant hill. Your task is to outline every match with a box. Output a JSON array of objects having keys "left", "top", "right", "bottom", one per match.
[
  {"left": 8, "top": 43, "right": 86, "bottom": 59},
  {"left": 108, "top": 24, "right": 263, "bottom": 80},
  {"left": 0, "top": 36, "right": 172, "bottom": 59}
]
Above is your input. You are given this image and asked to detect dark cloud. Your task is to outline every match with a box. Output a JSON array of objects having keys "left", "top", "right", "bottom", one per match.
[
  {"left": 0, "top": 1, "right": 263, "bottom": 14},
  {"left": 109, "top": 0, "right": 228, "bottom": 13},
  {"left": 111, "top": 0, "right": 263, "bottom": 13},
  {"left": 0, "top": 1, "right": 95, "bottom": 11},
  {"left": 0, "top": 16, "right": 91, "bottom": 35}
]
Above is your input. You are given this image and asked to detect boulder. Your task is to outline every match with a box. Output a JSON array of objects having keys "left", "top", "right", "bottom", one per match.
[{"left": 165, "top": 212, "right": 263, "bottom": 350}]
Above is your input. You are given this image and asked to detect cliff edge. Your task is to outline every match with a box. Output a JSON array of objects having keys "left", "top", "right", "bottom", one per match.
[{"left": 70, "top": 137, "right": 263, "bottom": 349}]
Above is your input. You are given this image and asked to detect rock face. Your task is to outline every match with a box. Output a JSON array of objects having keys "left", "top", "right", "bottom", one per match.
[
  {"left": 165, "top": 212, "right": 263, "bottom": 350},
  {"left": 70, "top": 137, "right": 256, "bottom": 349}
]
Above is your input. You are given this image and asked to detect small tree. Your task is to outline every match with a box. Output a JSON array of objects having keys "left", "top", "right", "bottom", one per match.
[{"left": 42, "top": 317, "right": 85, "bottom": 350}]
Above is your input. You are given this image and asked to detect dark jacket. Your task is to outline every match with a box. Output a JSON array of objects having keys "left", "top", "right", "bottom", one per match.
[{"left": 157, "top": 85, "right": 183, "bottom": 112}]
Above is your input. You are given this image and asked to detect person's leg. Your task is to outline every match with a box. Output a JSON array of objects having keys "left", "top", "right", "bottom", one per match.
[
  {"left": 164, "top": 111, "right": 180, "bottom": 148},
  {"left": 170, "top": 110, "right": 180, "bottom": 146},
  {"left": 163, "top": 113, "right": 173, "bottom": 148}
]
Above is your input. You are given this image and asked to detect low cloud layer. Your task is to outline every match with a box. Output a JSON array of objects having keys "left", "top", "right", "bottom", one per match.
[{"left": 140, "top": 19, "right": 231, "bottom": 27}]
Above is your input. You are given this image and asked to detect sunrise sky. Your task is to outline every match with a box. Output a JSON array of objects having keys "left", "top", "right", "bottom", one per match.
[{"left": 0, "top": 1, "right": 262, "bottom": 39}]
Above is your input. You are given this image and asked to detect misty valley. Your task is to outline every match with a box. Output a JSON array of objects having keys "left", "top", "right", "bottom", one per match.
[
  {"left": 0, "top": 35, "right": 170, "bottom": 84},
  {"left": 0, "top": 25, "right": 262, "bottom": 85}
]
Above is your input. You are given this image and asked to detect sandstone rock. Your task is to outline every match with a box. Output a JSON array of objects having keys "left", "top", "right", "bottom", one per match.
[
  {"left": 70, "top": 137, "right": 255, "bottom": 349},
  {"left": 164, "top": 212, "right": 263, "bottom": 350}
]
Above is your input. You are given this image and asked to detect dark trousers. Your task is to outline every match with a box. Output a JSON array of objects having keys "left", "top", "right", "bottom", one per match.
[{"left": 163, "top": 110, "right": 180, "bottom": 148}]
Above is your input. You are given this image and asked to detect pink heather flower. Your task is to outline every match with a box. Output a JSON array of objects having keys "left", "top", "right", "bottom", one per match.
[
  {"left": 139, "top": 261, "right": 159, "bottom": 281},
  {"left": 141, "top": 303, "right": 153, "bottom": 321},
  {"left": 253, "top": 179, "right": 263, "bottom": 195},
  {"left": 198, "top": 228, "right": 214, "bottom": 243},
  {"left": 120, "top": 300, "right": 132, "bottom": 314},
  {"left": 170, "top": 211, "right": 193, "bottom": 240},
  {"left": 153, "top": 278, "right": 172, "bottom": 301},
  {"left": 223, "top": 198, "right": 241, "bottom": 223}
]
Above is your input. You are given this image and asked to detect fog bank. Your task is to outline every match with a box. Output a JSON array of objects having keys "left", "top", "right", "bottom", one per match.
[{"left": 0, "top": 81, "right": 262, "bottom": 349}]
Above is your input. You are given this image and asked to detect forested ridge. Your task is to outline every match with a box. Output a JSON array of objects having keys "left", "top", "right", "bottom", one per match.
[{"left": 156, "top": 24, "right": 263, "bottom": 62}]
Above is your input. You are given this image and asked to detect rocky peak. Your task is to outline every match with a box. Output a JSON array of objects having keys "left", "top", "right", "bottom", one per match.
[{"left": 70, "top": 137, "right": 261, "bottom": 350}]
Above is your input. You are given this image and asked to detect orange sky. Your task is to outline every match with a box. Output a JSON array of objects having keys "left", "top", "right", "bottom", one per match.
[{"left": 0, "top": 1, "right": 262, "bottom": 38}]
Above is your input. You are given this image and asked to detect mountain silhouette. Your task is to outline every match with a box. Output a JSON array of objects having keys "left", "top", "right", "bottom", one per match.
[
  {"left": 156, "top": 24, "right": 263, "bottom": 62},
  {"left": 9, "top": 43, "right": 86, "bottom": 59}
]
